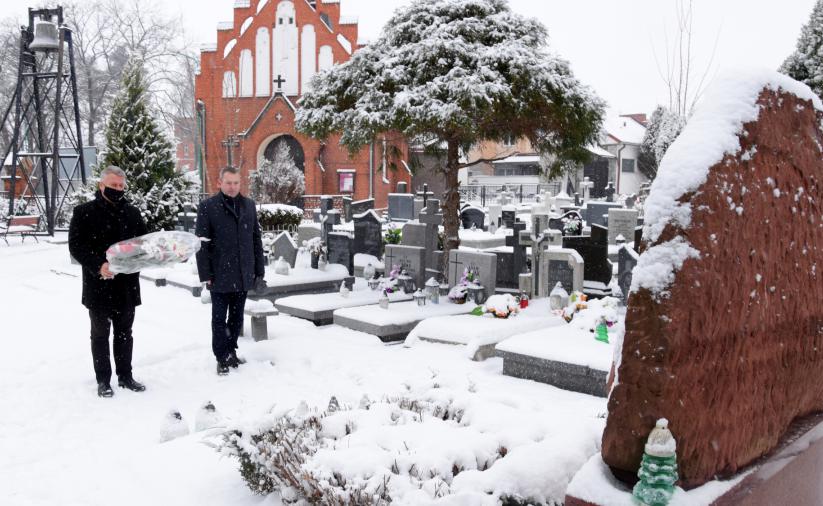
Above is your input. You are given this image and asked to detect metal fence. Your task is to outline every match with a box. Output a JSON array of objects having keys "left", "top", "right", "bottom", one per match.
[{"left": 458, "top": 183, "right": 562, "bottom": 207}]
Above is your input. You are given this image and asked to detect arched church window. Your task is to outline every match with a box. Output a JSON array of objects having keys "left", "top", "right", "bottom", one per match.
[{"left": 222, "top": 71, "right": 237, "bottom": 98}]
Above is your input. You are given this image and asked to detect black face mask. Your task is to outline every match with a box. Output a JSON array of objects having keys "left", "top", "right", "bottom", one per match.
[{"left": 103, "top": 186, "right": 125, "bottom": 203}]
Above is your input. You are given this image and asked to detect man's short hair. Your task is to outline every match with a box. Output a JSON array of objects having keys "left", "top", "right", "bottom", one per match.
[
  {"left": 100, "top": 165, "right": 126, "bottom": 179},
  {"left": 219, "top": 166, "right": 240, "bottom": 179}
]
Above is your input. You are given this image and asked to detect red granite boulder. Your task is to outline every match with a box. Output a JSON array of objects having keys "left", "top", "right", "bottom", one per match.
[{"left": 602, "top": 73, "right": 823, "bottom": 488}]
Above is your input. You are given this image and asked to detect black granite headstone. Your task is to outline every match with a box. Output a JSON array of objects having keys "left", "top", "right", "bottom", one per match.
[
  {"left": 327, "top": 232, "right": 354, "bottom": 275},
  {"left": 563, "top": 223, "right": 612, "bottom": 287},
  {"left": 460, "top": 207, "right": 485, "bottom": 229},
  {"left": 351, "top": 198, "right": 375, "bottom": 216},
  {"left": 353, "top": 210, "right": 383, "bottom": 258},
  {"left": 617, "top": 244, "right": 639, "bottom": 304},
  {"left": 548, "top": 259, "right": 575, "bottom": 294},
  {"left": 501, "top": 210, "right": 516, "bottom": 229}
]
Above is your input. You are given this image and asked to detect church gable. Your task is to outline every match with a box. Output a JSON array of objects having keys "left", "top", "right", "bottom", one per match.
[{"left": 202, "top": 0, "right": 360, "bottom": 100}]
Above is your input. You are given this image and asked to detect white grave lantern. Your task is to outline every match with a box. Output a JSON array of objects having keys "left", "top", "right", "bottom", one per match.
[
  {"left": 413, "top": 289, "right": 427, "bottom": 307},
  {"left": 425, "top": 277, "right": 440, "bottom": 304},
  {"left": 363, "top": 262, "right": 376, "bottom": 281}
]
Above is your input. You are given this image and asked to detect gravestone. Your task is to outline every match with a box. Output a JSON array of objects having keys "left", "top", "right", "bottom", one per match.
[
  {"left": 353, "top": 210, "right": 383, "bottom": 258},
  {"left": 384, "top": 244, "right": 426, "bottom": 289},
  {"left": 351, "top": 198, "right": 375, "bottom": 216},
  {"left": 580, "top": 177, "right": 594, "bottom": 202},
  {"left": 501, "top": 209, "right": 516, "bottom": 229},
  {"left": 312, "top": 209, "right": 322, "bottom": 223},
  {"left": 448, "top": 249, "right": 497, "bottom": 293},
  {"left": 342, "top": 196, "right": 352, "bottom": 222},
  {"left": 532, "top": 213, "right": 550, "bottom": 236},
  {"left": 562, "top": 223, "right": 612, "bottom": 296},
  {"left": 396, "top": 181, "right": 408, "bottom": 193},
  {"left": 388, "top": 194, "right": 414, "bottom": 221},
  {"left": 460, "top": 206, "right": 485, "bottom": 229},
  {"left": 625, "top": 194, "right": 636, "bottom": 209},
  {"left": 604, "top": 182, "right": 616, "bottom": 202},
  {"left": 272, "top": 232, "right": 298, "bottom": 268},
  {"left": 413, "top": 198, "right": 425, "bottom": 220},
  {"left": 539, "top": 248, "right": 584, "bottom": 296},
  {"left": 488, "top": 204, "right": 502, "bottom": 228},
  {"left": 617, "top": 244, "right": 639, "bottom": 304},
  {"left": 418, "top": 200, "right": 443, "bottom": 277},
  {"left": 320, "top": 196, "right": 334, "bottom": 215},
  {"left": 608, "top": 208, "right": 639, "bottom": 244},
  {"left": 401, "top": 222, "right": 427, "bottom": 248},
  {"left": 585, "top": 201, "right": 623, "bottom": 227},
  {"left": 297, "top": 223, "right": 321, "bottom": 244},
  {"left": 326, "top": 210, "right": 341, "bottom": 225},
  {"left": 327, "top": 232, "right": 354, "bottom": 275},
  {"left": 320, "top": 216, "right": 334, "bottom": 244},
  {"left": 495, "top": 221, "right": 527, "bottom": 290},
  {"left": 634, "top": 226, "right": 643, "bottom": 252}
]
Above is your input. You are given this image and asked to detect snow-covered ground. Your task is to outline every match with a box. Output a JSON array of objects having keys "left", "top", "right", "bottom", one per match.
[{"left": 0, "top": 235, "right": 608, "bottom": 505}]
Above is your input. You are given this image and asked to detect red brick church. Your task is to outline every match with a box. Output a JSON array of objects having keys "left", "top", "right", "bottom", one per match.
[{"left": 195, "top": 0, "right": 411, "bottom": 208}]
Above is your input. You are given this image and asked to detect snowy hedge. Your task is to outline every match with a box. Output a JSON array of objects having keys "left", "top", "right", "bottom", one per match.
[{"left": 257, "top": 204, "right": 303, "bottom": 231}]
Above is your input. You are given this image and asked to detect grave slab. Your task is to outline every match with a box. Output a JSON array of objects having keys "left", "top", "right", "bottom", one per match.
[
  {"left": 276, "top": 288, "right": 412, "bottom": 325},
  {"left": 333, "top": 300, "right": 476, "bottom": 342}
]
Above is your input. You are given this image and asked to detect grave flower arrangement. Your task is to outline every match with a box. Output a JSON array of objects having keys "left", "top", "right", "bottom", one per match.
[
  {"left": 562, "top": 214, "right": 582, "bottom": 235},
  {"left": 379, "top": 264, "right": 402, "bottom": 294},
  {"left": 560, "top": 291, "right": 588, "bottom": 322},
  {"left": 384, "top": 224, "right": 402, "bottom": 245},
  {"left": 448, "top": 266, "right": 479, "bottom": 304},
  {"left": 473, "top": 293, "right": 520, "bottom": 318},
  {"left": 106, "top": 231, "right": 203, "bottom": 274}
]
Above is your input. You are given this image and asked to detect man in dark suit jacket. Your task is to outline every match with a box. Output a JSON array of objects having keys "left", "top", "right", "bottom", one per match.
[
  {"left": 195, "top": 166, "right": 265, "bottom": 375},
  {"left": 69, "top": 165, "right": 148, "bottom": 398}
]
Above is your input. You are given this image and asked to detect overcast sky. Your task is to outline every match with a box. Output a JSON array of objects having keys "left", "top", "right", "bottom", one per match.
[{"left": 2, "top": 0, "right": 816, "bottom": 115}]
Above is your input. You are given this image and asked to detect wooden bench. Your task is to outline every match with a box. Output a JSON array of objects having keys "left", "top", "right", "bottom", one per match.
[{"left": 1, "top": 215, "right": 41, "bottom": 245}]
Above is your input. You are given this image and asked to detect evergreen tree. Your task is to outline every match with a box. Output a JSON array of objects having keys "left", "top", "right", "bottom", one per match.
[
  {"left": 249, "top": 142, "right": 305, "bottom": 204},
  {"left": 638, "top": 106, "right": 685, "bottom": 181},
  {"left": 296, "top": 0, "right": 604, "bottom": 272},
  {"left": 780, "top": 0, "right": 823, "bottom": 100},
  {"left": 633, "top": 418, "right": 679, "bottom": 506},
  {"left": 101, "top": 60, "right": 191, "bottom": 231}
]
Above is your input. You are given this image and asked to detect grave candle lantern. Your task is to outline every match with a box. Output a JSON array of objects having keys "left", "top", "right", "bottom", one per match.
[
  {"left": 413, "top": 289, "right": 426, "bottom": 307},
  {"left": 425, "top": 277, "right": 440, "bottom": 304},
  {"left": 467, "top": 285, "right": 486, "bottom": 305},
  {"left": 549, "top": 281, "right": 569, "bottom": 310}
]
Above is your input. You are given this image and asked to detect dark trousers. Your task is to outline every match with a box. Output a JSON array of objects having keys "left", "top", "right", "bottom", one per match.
[
  {"left": 89, "top": 306, "right": 135, "bottom": 384},
  {"left": 211, "top": 291, "right": 247, "bottom": 362}
]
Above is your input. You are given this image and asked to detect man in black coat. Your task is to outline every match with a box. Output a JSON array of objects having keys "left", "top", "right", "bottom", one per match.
[
  {"left": 69, "top": 166, "right": 149, "bottom": 398},
  {"left": 195, "top": 166, "right": 265, "bottom": 375}
]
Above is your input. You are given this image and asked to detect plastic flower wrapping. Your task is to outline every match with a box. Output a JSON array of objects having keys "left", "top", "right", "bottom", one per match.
[
  {"left": 106, "top": 231, "right": 203, "bottom": 274},
  {"left": 379, "top": 264, "right": 401, "bottom": 294},
  {"left": 480, "top": 294, "right": 520, "bottom": 319}
]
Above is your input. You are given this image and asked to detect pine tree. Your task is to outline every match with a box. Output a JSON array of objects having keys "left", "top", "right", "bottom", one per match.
[
  {"left": 249, "top": 142, "right": 305, "bottom": 204},
  {"left": 296, "top": 0, "right": 604, "bottom": 273},
  {"left": 101, "top": 60, "right": 191, "bottom": 231},
  {"left": 638, "top": 106, "right": 685, "bottom": 181},
  {"left": 633, "top": 418, "right": 679, "bottom": 506},
  {"left": 781, "top": 0, "right": 823, "bottom": 100}
]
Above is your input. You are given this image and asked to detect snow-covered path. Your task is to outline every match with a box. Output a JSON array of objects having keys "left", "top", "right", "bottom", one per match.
[{"left": 0, "top": 237, "right": 606, "bottom": 505}]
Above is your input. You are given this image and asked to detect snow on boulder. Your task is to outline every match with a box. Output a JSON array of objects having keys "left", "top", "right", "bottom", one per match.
[{"left": 603, "top": 69, "right": 823, "bottom": 489}]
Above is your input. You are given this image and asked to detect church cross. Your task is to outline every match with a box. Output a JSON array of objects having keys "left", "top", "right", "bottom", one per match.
[
  {"left": 273, "top": 75, "right": 286, "bottom": 91},
  {"left": 221, "top": 135, "right": 240, "bottom": 167}
]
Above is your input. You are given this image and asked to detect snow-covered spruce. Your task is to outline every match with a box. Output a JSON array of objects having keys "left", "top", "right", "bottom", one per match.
[
  {"left": 780, "top": 0, "right": 823, "bottom": 100},
  {"left": 638, "top": 105, "right": 686, "bottom": 180},
  {"left": 296, "top": 0, "right": 604, "bottom": 273},
  {"left": 101, "top": 60, "right": 193, "bottom": 231},
  {"left": 248, "top": 142, "right": 305, "bottom": 205}
]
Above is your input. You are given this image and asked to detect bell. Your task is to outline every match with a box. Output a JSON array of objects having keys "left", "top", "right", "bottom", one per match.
[{"left": 29, "top": 20, "right": 60, "bottom": 52}]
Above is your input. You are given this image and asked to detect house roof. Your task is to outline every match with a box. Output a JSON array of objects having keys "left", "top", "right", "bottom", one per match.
[
  {"left": 603, "top": 115, "right": 646, "bottom": 145},
  {"left": 492, "top": 155, "right": 540, "bottom": 164},
  {"left": 586, "top": 144, "right": 616, "bottom": 159}
]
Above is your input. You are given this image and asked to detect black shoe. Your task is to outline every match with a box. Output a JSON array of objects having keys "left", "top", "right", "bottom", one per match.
[
  {"left": 216, "top": 361, "right": 230, "bottom": 376},
  {"left": 97, "top": 382, "right": 114, "bottom": 398},
  {"left": 228, "top": 350, "right": 246, "bottom": 368},
  {"left": 118, "top": 376, "right": 146, "bottom": 392}
]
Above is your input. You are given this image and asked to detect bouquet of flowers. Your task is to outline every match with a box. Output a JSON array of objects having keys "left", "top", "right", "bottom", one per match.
[
  {"left": 448, "top": 267, "right": 479, "bottom": 303},
  {"left": 474, "top": 294, "right": 520, "bottom": 318},
  {"left": 562, "top": 215, "right": 582, "bottom": 235},
  {"left": 561, "top": 291, "right": 588, "bottom": 322},
  {"left": 106, "top": 231, "right": 203, "bottom": 274},
  {"left": 379, "top": 265, "right": 401, "bottom": 293}
]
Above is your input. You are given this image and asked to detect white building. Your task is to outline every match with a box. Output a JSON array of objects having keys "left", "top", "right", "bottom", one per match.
[{"left": 601, "top": 114, "right": 648, "bottom": 196}]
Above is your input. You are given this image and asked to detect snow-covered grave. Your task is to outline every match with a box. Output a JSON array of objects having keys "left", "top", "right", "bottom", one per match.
[
  {"left": 458, "top": 227, "right": 507, "bottom": 249},
  {"left": 406, "top": 297, "right": 563, "bottom": 360},
  {"left": 275, "top": 283, "right": 411, "bottom": 325},
  {"left": 495, "top": 298, "right": 620, "bottom": 397},
  {"left": 142, "top": 258, "right": 203, "bottom": 296},
  {"left": 259, "top": 262, "right": 352, "bottom": 299},
  {"left": 333, "top": 299, "right": 477, "bottom": 342}
]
